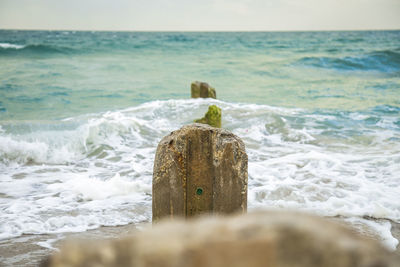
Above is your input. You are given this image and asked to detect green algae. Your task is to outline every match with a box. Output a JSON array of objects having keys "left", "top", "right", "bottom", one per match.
[{"left": 194, "top": 105, "right": 221, "bottom": 128}]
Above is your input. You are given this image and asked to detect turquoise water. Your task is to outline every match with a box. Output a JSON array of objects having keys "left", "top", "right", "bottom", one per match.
[
  {"left": 0, "top": 31, "right": 399, "bottom": 251},
  {"left": 1, "top": 30, "right": 399, "bottom": 120}
]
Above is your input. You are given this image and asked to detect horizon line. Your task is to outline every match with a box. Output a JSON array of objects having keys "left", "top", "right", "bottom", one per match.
[{"left": 1, "top": 28, "right": 400, "bottom": 33}]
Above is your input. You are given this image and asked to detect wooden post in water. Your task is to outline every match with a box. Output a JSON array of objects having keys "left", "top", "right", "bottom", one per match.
[{"left": 152, "top": 123, "right": 247, "bottom": 222}]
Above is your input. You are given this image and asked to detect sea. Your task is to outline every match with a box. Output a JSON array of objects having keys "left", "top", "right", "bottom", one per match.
[{"left": 0, "top": 30, "right": 399, "bottom": 253}]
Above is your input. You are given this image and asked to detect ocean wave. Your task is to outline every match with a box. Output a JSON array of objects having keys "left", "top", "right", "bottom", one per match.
[
  {"left": 0, "top": 119, "right": 141, "bottom": 165},
  {"left": 0, "top": 100, "right": 276, "bottom": 166},
  {"left": 0, "top": 42, "right": 26, "bottom": 49},
  {"left": 0, "top": 100, "right": 399, "bottom": 166},
  {"left": 296, "top": 49, "right": 400, "bottom": 73},
  {"left": 0, "top": 101, "right": 170, "bottom": 165},
  {"left": 0, "top": 43, "right": 75, "bottom": 56},
  {"left": 334, "top": 37, "right": 364, "bottom": 43},
  {"left": 371, "top": 105, "right": 400, "bottom": 115}
]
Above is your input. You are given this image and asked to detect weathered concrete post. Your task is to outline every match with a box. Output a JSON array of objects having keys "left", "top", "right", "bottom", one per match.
[
  {"left": 191, "top": 81, "right": 216, "bottom": 99},
  {"left": 152, "top": 123, "right": 247, "bottom": 222}
]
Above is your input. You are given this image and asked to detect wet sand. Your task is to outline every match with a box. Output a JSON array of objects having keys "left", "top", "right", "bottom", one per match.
[
  {"left": 0, "top": 224, "right": 139, "bottom": 267},
  {"left": 0, "top": 220, "right": 399, "bottom": 266}
]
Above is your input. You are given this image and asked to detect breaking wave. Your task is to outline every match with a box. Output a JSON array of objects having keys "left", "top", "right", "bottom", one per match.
[
  {"left": 0, "top": 43, "right": 76, "bottom": 56},
  {"left": 296, "top": 49, "right": 400, "bottom": 73}
]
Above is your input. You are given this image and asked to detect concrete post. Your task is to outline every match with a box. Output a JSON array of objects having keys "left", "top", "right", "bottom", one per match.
[
  {"left": 191, "top": 81, "right": 216, "bottom": 99},
  {"left": 152, "top": 123, "right": 247, "bottom": 222}
]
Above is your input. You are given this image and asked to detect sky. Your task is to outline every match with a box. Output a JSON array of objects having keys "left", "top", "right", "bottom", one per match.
[{"left": 0, "top": 0, "right": 399, "bottom": 31}]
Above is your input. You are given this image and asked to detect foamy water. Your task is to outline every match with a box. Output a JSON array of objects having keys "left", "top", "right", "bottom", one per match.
[
  {"left": 1, "top": 30, "right": 399, "bottom": 254},
  {"left": 0, "top": 99, "right": 399, "bottom": 249}
]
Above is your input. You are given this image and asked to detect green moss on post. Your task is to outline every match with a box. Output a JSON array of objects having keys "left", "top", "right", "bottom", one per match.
[
  {"left": 194, "top": 105, "right": 221, "bottom": 128},
  {"left": 205, "top": 105, "right": 221, "bottom": 128}
]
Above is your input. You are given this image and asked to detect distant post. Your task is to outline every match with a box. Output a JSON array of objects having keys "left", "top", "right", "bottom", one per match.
[
  {"left": 191, "top": 81, "right": 216, "bottom": 99},
  {"left": 152, "top": 123, "right": 247, "bottom": 222}
]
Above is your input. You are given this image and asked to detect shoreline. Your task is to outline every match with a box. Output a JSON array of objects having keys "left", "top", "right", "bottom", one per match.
[
  {"left": 0, "top": 218, "right": 399, "bottom": 266},
  {"left": 0, "top": 223, "right": 139, "bottom": 267},
  {"left": 391, "top": 220, "right": 400, "bottom": 255}
]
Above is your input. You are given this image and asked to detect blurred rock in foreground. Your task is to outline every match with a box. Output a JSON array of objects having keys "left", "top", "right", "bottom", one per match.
[
  {"left": 43, "top": 210, "right": 398, "bottom": 267},
  {"left": 191, "top": 81, "right": 216, "bottom": 99}
]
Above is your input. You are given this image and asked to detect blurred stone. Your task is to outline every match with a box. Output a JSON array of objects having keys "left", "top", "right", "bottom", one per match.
[
  {"left": 191, "top": 81, "right": 216, "bottom": 99},
  {"left": 194, "top": 105, "right": 221, "bottom": 128},
  {"left": 43, "top": 211, "right": 399, "bottom": 267},
  {"left": 152, "top": 123, "right": 247, "bottom": 222}
]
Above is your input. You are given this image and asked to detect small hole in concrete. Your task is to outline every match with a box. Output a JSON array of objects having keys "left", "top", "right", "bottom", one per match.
[{"left": 196, "top": 187, "right": 203, "bottom": 195}]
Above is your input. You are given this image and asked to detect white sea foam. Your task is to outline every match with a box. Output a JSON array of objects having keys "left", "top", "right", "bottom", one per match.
[
  {"left": 0, "top": 136, "right": 49, "bottom": 164},
  {"left": 0, "top": 42, "right": 25, "bottom": 49},
  {"left": 344, "top": 217, "right": 399, "bottom": 250},
  {"left": 48, "top": 173, "right": 151, "bottom": 201},
  {"left": 37, "top": 237, "right": 61, "bottom": 251},
  {"left": 0, "top": 99, "right": 399, "bottom": 249}
]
